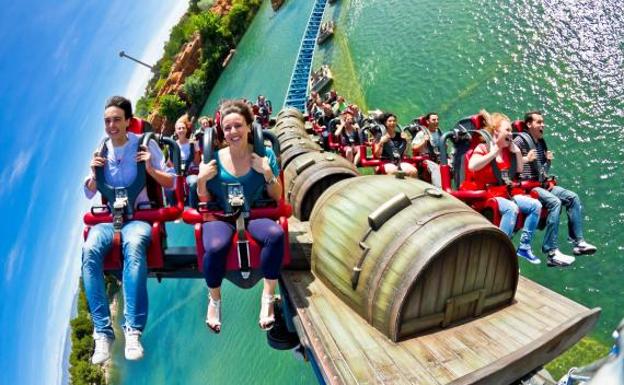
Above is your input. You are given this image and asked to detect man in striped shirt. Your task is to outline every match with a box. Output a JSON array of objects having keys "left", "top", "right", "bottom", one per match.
[{"left": 513, "top": 111, "right": 597, "bottom": 267}]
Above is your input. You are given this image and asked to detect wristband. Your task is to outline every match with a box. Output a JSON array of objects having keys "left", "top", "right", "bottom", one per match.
[{"left": 265, "top": 175, "right": 278, "bottom": 185}]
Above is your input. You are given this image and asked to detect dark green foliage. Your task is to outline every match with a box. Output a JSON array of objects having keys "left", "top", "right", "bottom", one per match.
[
  {"left": 69, "top": 283, "right": 105, "bottom": 385},
  {"left": 160, "top": 94, "right": 187, "bottom": 122},
  {"left": 183, "top": 68, "right": 207, "bottom": 106},
  {"left": 70, "top": 361, "right": 105, "bottom": 385},
  {"left": 135, "top": 96, "right": 155, "bottom": 119}
]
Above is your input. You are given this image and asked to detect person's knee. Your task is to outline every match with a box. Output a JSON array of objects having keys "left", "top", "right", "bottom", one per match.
[
  {"left": 265, "top": 225, "right": 285, "bottom": 245},
  {"left": 204, "top": 236, "right": 231, "bottom": 254}
]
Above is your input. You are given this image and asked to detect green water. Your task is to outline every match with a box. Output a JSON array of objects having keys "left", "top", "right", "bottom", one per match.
[
  {"left": 325, "top": 0, "right": 624, "bottom": 343},
  {"left": 114, "top": 1, "right": 318, "bottom": 384},
  {"left": 115, "top": 0, "right": 624, "bottom": 383}
]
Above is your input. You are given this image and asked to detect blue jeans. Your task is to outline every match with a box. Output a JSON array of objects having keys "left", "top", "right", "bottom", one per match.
[
  {"left": 82, "top": 221, "right": 151, "bottom": 338},
  {"left": 165, "top": 175, "right": 199, "bottom": 208},
  {"left": 534, "top": 186, "right": 584, "bottom": 253},
  {"left": 496, "top": 195, "right": 542, "bottom": 247}
]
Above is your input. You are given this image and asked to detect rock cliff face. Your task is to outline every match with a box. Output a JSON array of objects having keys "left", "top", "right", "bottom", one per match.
[
  {"left": 211, "top": 0, "right": 233, "bottom": 15},
  {"left": 148, "top": 33, "right": 202, "bottom": 132},
  {"left": 148, "top": 0, "right": 235, "bottom": 133}
]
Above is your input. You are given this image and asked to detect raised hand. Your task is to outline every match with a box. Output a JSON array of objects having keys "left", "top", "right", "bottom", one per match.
[
  {"left": 250, "top": 153, "right": 271, "bottom": 177},
  {"left": 198, "top": 160, "right": 218, "bottom": 182}
]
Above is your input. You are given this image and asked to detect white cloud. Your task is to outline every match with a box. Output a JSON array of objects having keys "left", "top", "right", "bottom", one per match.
[
  {"left": 0, "top": 148, "right": 34, "bottom": 197},
  {"left": 45, "top": 205, "right": 85, "bottom": 385},
  {"left": 4, "top": 243, "right": 22, "bottom": 283},
  {"left": 124, "top": 1, "right": 189, "bottom": 103}
]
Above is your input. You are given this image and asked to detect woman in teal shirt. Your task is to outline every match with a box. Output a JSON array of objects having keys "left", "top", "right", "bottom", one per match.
[{"left": 197, "top": 100, "right": 283, "bottom": 334}]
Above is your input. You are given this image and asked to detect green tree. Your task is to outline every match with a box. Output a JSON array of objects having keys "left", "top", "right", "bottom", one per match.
[
  {"left": 135, "top": 96, "right": 154, "bottom": 119},
  {"left": 159, "top": 94, "right": 187, "bottom": 122},
  {"left": 183, "top": 68, "right": 207, "bottom": 107},
  {"left": 223, "top": 4, "right": 250, "bottom": 41},
  {"left": 197, "top": 0, "right": 214, "bottom": 11}
]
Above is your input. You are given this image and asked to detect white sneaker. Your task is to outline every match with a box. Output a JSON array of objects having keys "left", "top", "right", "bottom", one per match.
[
  {"left": 91, "top": 333, "right": 112, "bottom": 365},
  {"left": 547, "top": 249, "right": 575, "bottom": 267},
  {"left": 124, "top": 328, "right": 144, "bottom": 361},
  {"left": 573, "top": 241, "right": 597, "bottom": 255}
]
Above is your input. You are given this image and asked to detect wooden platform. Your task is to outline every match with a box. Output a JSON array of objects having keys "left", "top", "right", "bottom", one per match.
[{"left": 282, "top": 220, "right": 600, "bottom": 385}]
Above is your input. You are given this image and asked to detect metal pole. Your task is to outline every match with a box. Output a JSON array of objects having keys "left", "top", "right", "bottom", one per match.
[{"left": 119, "top": 50, "right": 153, "bottom": 70}]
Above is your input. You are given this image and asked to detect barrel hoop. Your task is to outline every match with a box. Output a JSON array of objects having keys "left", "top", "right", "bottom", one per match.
[
  {"left": 389, "top": 224, "right": 516, "bottom": 339},
  {"left": 290, "top": 162, "right": 358, "bottom": 218},
  {"left": 352, "top": 191, "right": 444, "bottom": 290},
  {"left": 296, "top": 158, "right": 317, "bottom": 175},
  {"left": 366, "top": 207, "right": 478, "bottom": 323}
]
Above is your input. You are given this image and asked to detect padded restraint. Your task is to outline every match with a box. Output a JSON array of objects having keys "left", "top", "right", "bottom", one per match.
[
  {"left": 514, "top": 132, "right": 550, "bottom": 182},
  {"left": 94, "top": 135, "right": 148, "bottom": 217}
]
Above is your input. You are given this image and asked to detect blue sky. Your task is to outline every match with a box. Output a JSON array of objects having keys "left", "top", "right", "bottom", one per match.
[{"left": 0, "top": 1, "right": 188, "bottom": 384}]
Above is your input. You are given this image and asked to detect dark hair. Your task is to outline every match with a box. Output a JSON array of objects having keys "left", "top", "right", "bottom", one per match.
[
  {"left": 382, "top": 112, "right": 397, "bottom": 126},
  {"left": 219, "top": 99, "right": 254, "bottom": 125},
  {"left": 425, "top": 112, "right": 438, "bottom": 121},
  {"left": 524, "top": 110, "right": 543, "bottom": 124},
  {"left": 219, "top": 99, "right": 256, "bottom": 144},
  {"left": 105, "top": 96, "right": 133, "bottom": 119}
]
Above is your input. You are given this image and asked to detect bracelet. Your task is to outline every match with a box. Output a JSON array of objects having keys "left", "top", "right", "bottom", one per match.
[{"left": 265, "top": 175, "right": 278, "bottom": 185}]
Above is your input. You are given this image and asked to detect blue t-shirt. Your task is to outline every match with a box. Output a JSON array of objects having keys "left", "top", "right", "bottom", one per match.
[{"left": 206, "top": 147, "right": 280, "bottom": 211}]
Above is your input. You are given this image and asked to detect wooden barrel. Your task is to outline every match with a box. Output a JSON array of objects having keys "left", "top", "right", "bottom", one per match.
[
  {"left": 284, "top": 151, "right": 359, "bottom": 221},
  {"left": 276, "top": 107, "right": 304, "bottom": 121},
  {"left": 280, "top": 135, "right": 322, "bottom": 170},
  {"left": 309, "top": 175, "right": 518, "bottom": 342},
  {"left": 275, "top": 116, "right": 306, "bottom": 133},
  {"left": 275, "top": 122, "right": 308, "bottom": 141}
]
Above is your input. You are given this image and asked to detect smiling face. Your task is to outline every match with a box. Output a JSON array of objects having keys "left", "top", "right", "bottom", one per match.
[
  {"left": 175, "top": 123, "right": 188, "bottom": 139},
  {"left": 221, "top": 112, "right": 249, "bottom": 146},
  {"left": 526, "top": 113, "right": 545, "bottom": 140},
  {"left": 427, "top": 114, "right": 439, "bottom": 131},
  {"left": 104, "top": 106, "right": 129, "bottom": 143},
  {"left": 495, "top": 119, "right": 513, "bottom": 148},
  {"left": 385, "top": 115, "right": 397, "bottom": 132}
]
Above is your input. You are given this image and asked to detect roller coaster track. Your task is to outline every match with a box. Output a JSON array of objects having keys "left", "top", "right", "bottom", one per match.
[{"left": 283, "top": 0, "right": 328, "bottom": 111}]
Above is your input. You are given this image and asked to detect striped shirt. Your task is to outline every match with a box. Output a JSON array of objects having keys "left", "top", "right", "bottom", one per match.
[{"left": 513, "top": 135, "right": 547, "bottom": 181}]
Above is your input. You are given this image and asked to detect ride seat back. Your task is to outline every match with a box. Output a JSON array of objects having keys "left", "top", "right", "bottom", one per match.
[{"left": 512, "top": 120, "right": 526, "bottom": 132}]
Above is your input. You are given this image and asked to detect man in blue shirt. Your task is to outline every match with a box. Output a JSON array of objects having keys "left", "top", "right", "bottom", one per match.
[
  {"left": 83, "top": 96, "right": 174, "bottom": 364},
  {"left": 513, "top": 111, "right": 596, "bottom": 267}
]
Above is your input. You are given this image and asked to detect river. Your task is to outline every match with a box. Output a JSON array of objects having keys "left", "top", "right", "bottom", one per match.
[{"left": 114, "top": 0, "right": 624, "bottom": 384}]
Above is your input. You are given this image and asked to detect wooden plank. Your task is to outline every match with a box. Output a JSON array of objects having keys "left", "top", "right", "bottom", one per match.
[
  {"left": 451, "top": 238, "right": 470, "bottom": 319},
  {"left": 400, "top": 338, "right": 458, "bottom": 383},
  {"left": 447, "top": 308, "right": 600, "bottom": 385},
  {"left": 401, "top": 280, "right": 423, "bottom": 322},
  {"left": 435, "top": 248, "right": 456, "bottom": 315},
  {"left": 470, "top": 236, "right": 489, "bottom": 299},
  {"left": 281, "top": 271, "right": 349, "bottom": 385},
  {"left": 430, "top": 333, "right": 489, "bottom": 378},
  {"left": 420, "top": 254, "right": 444, "bottom": 317},
  {"left": 281, "top": 249, "right": 598, "bottom": 385}
]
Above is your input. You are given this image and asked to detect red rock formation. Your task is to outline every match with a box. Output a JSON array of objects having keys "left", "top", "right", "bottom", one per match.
[{"left": 149, "top": 33, "right": 202, "bottom": 132}]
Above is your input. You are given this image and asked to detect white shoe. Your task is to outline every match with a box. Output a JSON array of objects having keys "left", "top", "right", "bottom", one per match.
[
  {"left": 547, "top": 249, "right": 575, "bottom": 267},
  {"left": 91, "top": 333, "right": 112, "bottom": 365},
  {"left": 573, "top": 241, "right": 597, "bottom": 255},
  {"left": 124, "top": 328, "right": 144, "bottom": 361}
]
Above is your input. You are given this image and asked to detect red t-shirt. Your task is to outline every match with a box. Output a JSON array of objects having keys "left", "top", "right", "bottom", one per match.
[{"left": 463, "top": 144, "right": 511, "bottom": 190}]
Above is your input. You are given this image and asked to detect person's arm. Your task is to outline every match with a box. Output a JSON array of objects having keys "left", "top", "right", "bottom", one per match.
[
  {"left": 411, "top": 131, "right": 427, "bottom": 154},
  {"left": 374, "top": 134, "right": 390, "bottom": 158},
  {"left": 138, "top": 139, "right": 175, "bottom": 189},
  {"left": 334, "top": 123, "right": 344, "bottom": 138},
  {"left": 468, "top": 144, "right": 499, "bottom": 172},
  {"left": 192, "top": 141, "right": 201, "bottom": 165},
  {"left": 84, "top": 151, "right": 105, "bottom": 199},
  {"left": 251, "top": 149, "right": 282, "bottom": 201}
]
